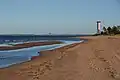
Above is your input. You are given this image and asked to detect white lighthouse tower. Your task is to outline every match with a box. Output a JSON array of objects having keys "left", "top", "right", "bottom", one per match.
[{"left": 97, "top": 21, "right": 102, "bottom": 34}]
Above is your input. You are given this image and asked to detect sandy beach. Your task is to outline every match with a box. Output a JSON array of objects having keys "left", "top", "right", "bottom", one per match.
[{"left": 0, "top": 36, "right": 120, "bottom": 80}]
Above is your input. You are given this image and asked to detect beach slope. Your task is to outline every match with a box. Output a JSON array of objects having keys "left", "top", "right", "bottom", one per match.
[{"left": 0, "top": 36, "right": 120, "bottom": 80}]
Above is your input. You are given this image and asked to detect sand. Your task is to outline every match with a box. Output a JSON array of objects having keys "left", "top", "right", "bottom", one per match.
[{"left": 0, "top": 36, "right": 120, "bottom": 80}]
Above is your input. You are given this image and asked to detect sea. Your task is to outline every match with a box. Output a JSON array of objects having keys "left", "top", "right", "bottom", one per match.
[{"left": 0, "top": 35, "right": 86, "bottom": 68}]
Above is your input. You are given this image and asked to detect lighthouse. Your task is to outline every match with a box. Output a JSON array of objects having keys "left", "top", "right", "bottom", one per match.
[{"left": 97, "top": 21, "right": 101, "bottom": 34}]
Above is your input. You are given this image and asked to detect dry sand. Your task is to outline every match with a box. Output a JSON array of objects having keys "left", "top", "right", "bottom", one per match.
[{"left": 0, "top": 36, "right": 120, "bottom": 80}]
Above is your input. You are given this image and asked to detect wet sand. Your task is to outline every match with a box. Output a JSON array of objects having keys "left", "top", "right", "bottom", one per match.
[
  {"left": 0, "top": 41, "right": 62, "bottom": 50},
  {"left": 0, "top": 36, "right": 120, "bottom": 80}
]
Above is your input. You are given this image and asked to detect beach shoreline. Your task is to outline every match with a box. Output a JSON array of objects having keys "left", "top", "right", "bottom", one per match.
[
  {"left": 0, "top": 36, "right": 120, "bottom": 80},
  {"left": 0, "top": 39, "right": 84, "bottom": 69},
  {"left": 0, "top": 41, "right": 62, "bottom": 51}
]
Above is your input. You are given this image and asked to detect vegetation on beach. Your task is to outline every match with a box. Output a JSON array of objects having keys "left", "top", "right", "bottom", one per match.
[
  {"left": 94, "top": 25, "right": 120, "bottom": 36},
  {"left": 102, "top": 25, "right": 120, "bottom": 35}
]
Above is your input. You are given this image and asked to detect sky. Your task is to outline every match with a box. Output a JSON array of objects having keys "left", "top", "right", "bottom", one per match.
[{"left": 0, "top": 0, "right": 120, "bottom": 34}]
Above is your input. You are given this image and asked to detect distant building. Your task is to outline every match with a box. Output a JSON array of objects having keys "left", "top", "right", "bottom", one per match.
[{"left": 97, "top": 21, "right": 102, "bottom": 34}]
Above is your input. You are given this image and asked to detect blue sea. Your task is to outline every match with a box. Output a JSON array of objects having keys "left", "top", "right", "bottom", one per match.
[{"left": 0, "top": 35, "right": 84, "bottom": 68}]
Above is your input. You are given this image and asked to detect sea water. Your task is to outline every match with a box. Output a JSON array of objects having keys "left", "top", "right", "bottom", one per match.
[{"left": 0, "top": 36, "right": 83, "bottom": 68}]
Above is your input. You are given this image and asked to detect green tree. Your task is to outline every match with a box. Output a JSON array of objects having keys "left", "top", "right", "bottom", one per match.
[
  {"left": 117, "top": 25, "right": 120, "bottom": 34},
  {"left": 112, "top": 26, "right": 119, "bottom": 34},
  {"left": 101, "top": 31, "right": 104, "bottom": 35},
  {"left": 117, "top": 25, "right": 120, "bottom": 31},
  {"left": 103, "top": 27, "right": 107, "bottom": 35},
  {"left": 107, "top": 27, "right": 112, "bottom": 34}
]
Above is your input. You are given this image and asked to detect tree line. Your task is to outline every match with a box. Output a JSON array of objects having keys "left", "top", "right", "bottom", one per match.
[{"left": 101, "top": 25, "right": 120, "bottom": 35}]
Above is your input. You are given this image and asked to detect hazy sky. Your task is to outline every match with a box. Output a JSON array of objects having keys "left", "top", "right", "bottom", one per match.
[{"left": 0, "top": 0, "right": 120, "bottom": 34}]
